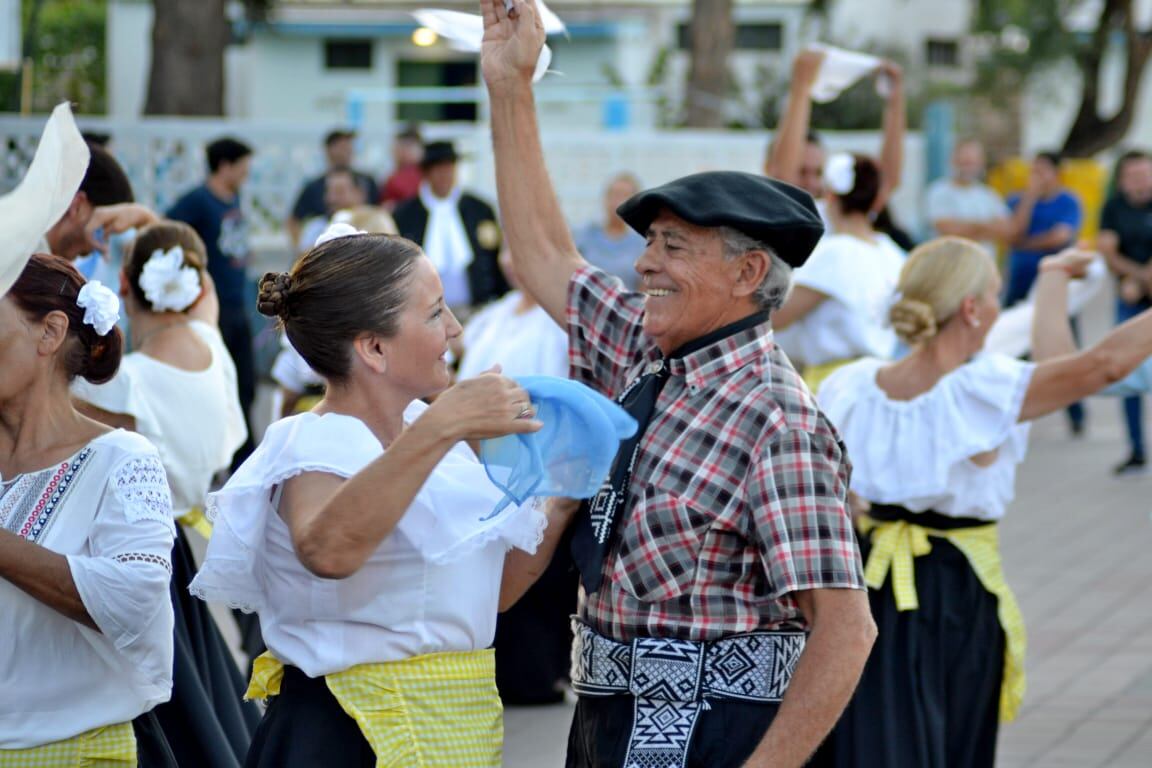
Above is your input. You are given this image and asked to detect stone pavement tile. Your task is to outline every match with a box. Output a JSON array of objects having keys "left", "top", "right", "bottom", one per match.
[
  {"left": 1105, "top": 729, "right": 1152, "bottom": 767},
  {"left": 503, "top": 701, "right": 573, "bottom": 768},
  {"left": 1030, "top": 719, "right": 1148, "bottom": 766}
]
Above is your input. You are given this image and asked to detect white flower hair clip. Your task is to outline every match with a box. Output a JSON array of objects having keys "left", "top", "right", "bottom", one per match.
[
  {"left": 76, "top": 280, "right": 121, "bottom": 336},
  {"left": 824, "top": 153, "right": 857, "bottom": 196},
  {"left": 139, "top": 246, "right": 202, "bottom": 313},
  {"left": 314, "top": 221, "right": 367, "bottom": 247}
]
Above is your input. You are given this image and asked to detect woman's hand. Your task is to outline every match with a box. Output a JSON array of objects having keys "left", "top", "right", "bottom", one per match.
[
  {"left": 1040, "top": 247, "right": 1097, "bottom": 280},
  {"left": 424, "top": 368, "right": 542, "bottom": 442}
]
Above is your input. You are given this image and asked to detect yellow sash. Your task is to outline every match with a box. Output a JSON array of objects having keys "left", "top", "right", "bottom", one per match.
[
  {"left": 858, "top": 515, "right": 1027, "bottom": 722},
  {"left": 0, "top": 721, "right": 136, "bottom": 767},
  {"left": 177, "top": 506, "right": 214, "bottom": 538},
  {"left": 247, "top": 650, "right": 502, "bottom": 767}
]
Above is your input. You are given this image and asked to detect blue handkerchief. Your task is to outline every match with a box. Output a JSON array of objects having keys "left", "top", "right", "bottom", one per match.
[{"left": 478, "top": 376, "right": 638, "bottom": 520}]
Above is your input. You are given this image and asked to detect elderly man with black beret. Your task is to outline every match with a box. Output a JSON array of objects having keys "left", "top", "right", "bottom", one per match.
[{"left": 480, "top": 2, "right": 875, "bottom": 767}]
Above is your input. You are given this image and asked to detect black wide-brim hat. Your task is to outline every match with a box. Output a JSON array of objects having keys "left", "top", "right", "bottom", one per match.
[
  {"left": 421, "top": 140, "right": 460, "bottom": 169},
  {"left": 616, "top": 171, "right": 825, "bottom": 268}
]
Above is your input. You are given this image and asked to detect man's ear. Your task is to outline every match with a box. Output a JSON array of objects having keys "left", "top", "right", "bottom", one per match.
[{"left": 731, "top": 249, "right": 770, "bottom": 300}]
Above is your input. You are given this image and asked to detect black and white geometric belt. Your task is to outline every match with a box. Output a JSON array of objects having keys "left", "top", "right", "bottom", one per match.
[{"left": 570, "top": 621, "right": 807, "bottom": 768}]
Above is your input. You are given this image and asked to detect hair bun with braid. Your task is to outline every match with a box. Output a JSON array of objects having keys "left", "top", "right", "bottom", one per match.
[{"left": 257, "top": 271, "right": 293, "bottom": 319}]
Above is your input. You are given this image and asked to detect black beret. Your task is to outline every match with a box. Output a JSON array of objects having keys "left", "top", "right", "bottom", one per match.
[{"left": 615, "top": 171, "right": 825, "bottom": 268}]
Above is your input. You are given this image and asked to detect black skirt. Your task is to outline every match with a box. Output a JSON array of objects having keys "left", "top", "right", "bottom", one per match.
[
  {"left": 813, "top": 512, "right": 1006, "bottom": 768},
  {"left": 244, "top": 665, "right": 375, "bottom": 768},
  {"left": 150, "top": 526, "right": 261, "bottom": 767}
]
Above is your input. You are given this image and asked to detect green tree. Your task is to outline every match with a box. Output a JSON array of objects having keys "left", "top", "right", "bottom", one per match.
[
  {"left": 974, "top": 0, "right": 1152, "bottom": 156},
  {"left": 0, "top": 0, "right": 106, "bottom": 114}
]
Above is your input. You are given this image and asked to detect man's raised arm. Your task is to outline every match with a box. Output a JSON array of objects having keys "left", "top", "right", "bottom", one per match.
[{"left": 481, "top": 0, "right": 587, "bottom": 325}]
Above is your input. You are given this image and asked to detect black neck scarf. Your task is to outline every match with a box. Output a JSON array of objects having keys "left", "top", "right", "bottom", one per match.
[{"left": 570, "top": 311, "right": 770, "bottom": 593}]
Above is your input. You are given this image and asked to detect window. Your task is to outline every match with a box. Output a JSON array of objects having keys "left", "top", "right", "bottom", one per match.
[
  {"left": 395, "top": 60, "right": 479, "bottom": 123},
  {"left": 925, "top": 39, "right": 960, "bottom": 67},
  {"left": 677, "top": 22, "right": 783, "bottom": 51},
  {"left": 325, "top": 39, "right": 373, "bottom": 70}
]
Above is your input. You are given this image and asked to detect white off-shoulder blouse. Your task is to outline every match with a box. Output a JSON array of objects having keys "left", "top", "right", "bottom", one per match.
[{"left": 817, "top": 354, "right": 1036, "bottom": 521}]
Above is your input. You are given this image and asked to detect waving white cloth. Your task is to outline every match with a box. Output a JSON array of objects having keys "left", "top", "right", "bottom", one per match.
[
  {"left": 808, "top": 43, "right": 884, "bottom": 103},
  {"left": 984, "top": 258, "right": 1108, "bottom": 358},
  {"left": 413, "top": 1, "right": 567, "bottom": 82},
  {"left": 0, "top": 103, "right": 90, "bottom": 296}
]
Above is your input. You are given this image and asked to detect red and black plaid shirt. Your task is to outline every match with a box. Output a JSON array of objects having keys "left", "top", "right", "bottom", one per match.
[{"left": 567, "top": 266, "right": 865, "bottom": 642}]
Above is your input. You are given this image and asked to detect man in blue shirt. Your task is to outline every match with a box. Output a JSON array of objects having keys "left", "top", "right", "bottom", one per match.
[
  {"left": 1005, "top": 152, "right": 1083, "bottom": 305},
  {"left": 167, "top": 137, "right": 255, "bottom": 467},
  {"left": 1006, "top": 151, "right": 1085, "bottom": 433}
]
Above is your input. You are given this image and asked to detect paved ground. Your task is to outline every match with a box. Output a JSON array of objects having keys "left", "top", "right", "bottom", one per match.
[{"left": 503, "top": 293, "right": 1152, "bottom": 767}]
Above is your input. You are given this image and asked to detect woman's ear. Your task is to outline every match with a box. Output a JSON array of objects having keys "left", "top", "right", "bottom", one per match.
[
  {"left": 958, "top": 294, "right": 981, "bottom": 328},
  {"left": 38, "top": 310, "right": 71, "bottom": 357},
  {"left": 352, "top": 333, "right": 388, "bottom": 375}
]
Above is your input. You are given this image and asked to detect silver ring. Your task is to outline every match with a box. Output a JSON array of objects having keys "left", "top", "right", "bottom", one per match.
[{"left": 516, "top": 403, "right": 533, "bottom": 420}]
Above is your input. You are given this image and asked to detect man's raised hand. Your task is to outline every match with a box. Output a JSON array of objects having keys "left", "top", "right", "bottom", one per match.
[{"left": 480, "top": 0, "right": 546, "bottom": 95}]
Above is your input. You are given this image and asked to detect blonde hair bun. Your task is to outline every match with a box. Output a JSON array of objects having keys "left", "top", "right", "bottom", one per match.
[{"left": 889, "top": 297, "right": 938, "bottom": 346}]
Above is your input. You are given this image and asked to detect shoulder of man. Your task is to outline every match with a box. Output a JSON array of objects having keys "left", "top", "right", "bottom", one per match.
[{"left": 737, "top": 344, "right": 834, "bottom": 439}]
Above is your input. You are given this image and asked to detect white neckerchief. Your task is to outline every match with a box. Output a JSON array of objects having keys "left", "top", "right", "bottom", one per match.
[{"left": 418, "top": 182, "right": 473, "bottom": 275}]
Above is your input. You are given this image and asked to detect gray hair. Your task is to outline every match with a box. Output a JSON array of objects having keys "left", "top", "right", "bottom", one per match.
[{"left": 718, "top": 226, "right": 793, "bottom": 311}]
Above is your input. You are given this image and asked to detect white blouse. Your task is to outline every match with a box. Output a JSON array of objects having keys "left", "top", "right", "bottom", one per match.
[
  {"left": 0, "top": 431, "right": 175, "bottom": 748},
  {"left": 458, "top": 291, "right": 569, "bottom": 380},
  {"left": 189, "top": 404, "right": 545, "bottom": 678},
  {"left": 817, "top": 354, "right": 1035, "bottom": 521},
  {"left": 775, "top": 233, "right": 906, "bottom": 367},
  {"left": 72, "top": 321, "right": 247, "bottom": 515}
]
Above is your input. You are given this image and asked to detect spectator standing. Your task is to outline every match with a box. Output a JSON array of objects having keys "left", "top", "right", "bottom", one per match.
[
  {"left": 379, "top": 126, "right": 424, "bottom": 211},
  {"left": 924, "top": 139, "right": 1011, "bottom": 255},
  {"left": 1098, "top": 149, "right": 1152, "bottom": 475},
  {"left": 573, "top": 173, "right": 646, "bottom": 290},
  {"left": 287, "top": 130, "right": 378, "bottom": 247},
  {"left": 393, "top": 141, "right": 508, "bottom": 315}
]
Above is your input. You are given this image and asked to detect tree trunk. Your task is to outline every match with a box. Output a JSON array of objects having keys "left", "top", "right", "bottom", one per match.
[
  {"left": 684, "top": 0, "right": 735, "bottom": 128},
  {"left": 144, "top": 0, "right": 228, "bottom": 116},
  {"left": 1062, "top": 0, "right": 1152, "bottom": 156}
]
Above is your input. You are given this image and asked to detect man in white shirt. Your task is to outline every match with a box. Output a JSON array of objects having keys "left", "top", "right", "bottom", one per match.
[{"left": 924, "top": 139, "right": 1011, "bottom": 255}]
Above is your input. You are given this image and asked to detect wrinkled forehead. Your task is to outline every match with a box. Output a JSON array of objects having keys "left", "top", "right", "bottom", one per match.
[{"left": 646, "top": 209, "right": 719, "bottom": 245}]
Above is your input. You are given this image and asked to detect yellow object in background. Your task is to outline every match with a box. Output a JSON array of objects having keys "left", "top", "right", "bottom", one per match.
[{"left": 988, "top": 158, "right": 1108, "bottom": 242}]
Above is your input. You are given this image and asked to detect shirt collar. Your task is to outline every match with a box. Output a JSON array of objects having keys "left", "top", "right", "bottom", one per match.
[{"left": 643, "top": 312, "right": 774, "bottom": 392}]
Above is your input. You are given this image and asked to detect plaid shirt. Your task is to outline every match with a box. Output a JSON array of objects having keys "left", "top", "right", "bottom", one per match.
[{"left": 567, "top": 266, "right": 865, "bottom": 642}]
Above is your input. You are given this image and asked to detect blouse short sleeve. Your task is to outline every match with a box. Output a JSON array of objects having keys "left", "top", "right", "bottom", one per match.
[
  {"left": 566, "top": 265, "right": 648, "bottom": 398},
  {"left": 66, "top": 449, "right": 175, "bottom": 670}
]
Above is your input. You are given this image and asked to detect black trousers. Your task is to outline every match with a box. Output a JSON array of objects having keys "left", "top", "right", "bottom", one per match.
[
  {"left": 245, "top": 665, "right": 374, "bottom": 768},
  {"left": 566, "top": 695, "right": 781, "bottom": 767},
  {"left": 812, "top": 534, "right": 1005, "bottom": 768}
]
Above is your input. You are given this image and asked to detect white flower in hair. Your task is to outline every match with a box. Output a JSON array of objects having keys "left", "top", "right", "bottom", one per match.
[
  {"left": 314, "top": 221, "right": 367, "bottom": 247},
  {"left": 824, "top": 153, "right": 856, "bottom": 196},
  {"left": 76, "top": 281, "right": 121, "bottom": 336},
  {"left": 139, "top": 246, "right": 202, "bottom": 312}
]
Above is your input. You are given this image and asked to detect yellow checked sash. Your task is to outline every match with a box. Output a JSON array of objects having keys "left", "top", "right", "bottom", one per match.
[
  {"left": 0, "top": 722, "right": 135, "bottom": 767},
  {"left": 247, "top": 649, "right": 502, "bottom": 767},
  {"left": 858, "top": 515, "right": 1027, "bottom": 722}
]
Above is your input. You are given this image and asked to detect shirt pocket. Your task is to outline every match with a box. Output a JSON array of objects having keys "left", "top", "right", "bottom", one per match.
[{"left": 612, "top": 491, "right": 709, "bottom": 603}]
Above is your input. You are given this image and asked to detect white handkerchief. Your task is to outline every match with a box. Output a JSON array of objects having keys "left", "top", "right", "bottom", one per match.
[
  {"left": 807, "top": 42, "right": 883, "bottom": 104},
  {"left": 412, "top": 1, "right": 566, "bottom": 82},
  {"left": 0, "top": 103, "right": 90, "bottom": 297}
]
